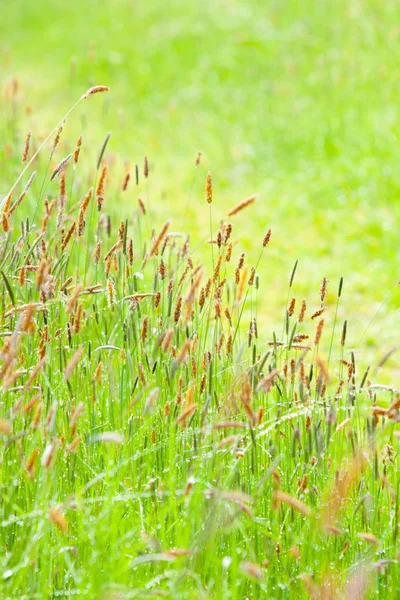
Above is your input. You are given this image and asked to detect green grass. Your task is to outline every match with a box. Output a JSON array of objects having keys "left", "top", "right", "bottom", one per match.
[
  {"left": 1, "top": 0, "right": 400, "bottom": 355},
  {"left": 0, "top": 1, "right": 399, "bottom": 597},
  {"left": 0, "top": 87, "right": 398, "bottom": 598}
]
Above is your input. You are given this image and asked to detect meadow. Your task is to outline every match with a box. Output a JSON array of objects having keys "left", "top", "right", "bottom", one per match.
[{"left": 0, "top": 0, "right": 399, "bottom": 598}]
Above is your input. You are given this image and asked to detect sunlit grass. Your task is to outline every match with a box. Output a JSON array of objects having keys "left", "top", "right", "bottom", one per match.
[{"left": 0, "top": 86, "right": 398, "bottom": 598}]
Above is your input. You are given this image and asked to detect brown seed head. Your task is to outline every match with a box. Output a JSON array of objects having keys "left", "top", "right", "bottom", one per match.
[
  {"left": 138, "top": 197, "right": 146, "bottom": 214},
  {"left": 83, "top": 85, "right": 110, "bottom": 97},
  {"left": 96, "top": 166, "right": 107, "bottom": 210},
  {"left": 141, "top": 316, "right": 149, "bottom": 343},
  {"left": 288, "top": 297, "right": 296, "bottom": 317},
  {"left": 122, "top": 170, "right": 130, "bottom": 191},
  {"left": 61, "top": 221, "right": 76, "bottom": 251},
  {"left": 174, "top": 296, "right": 182, "bottom": 323},
  {"left": 320, "top": 277, "right": 328, "bottom": 303},
  {"left": 144, "top": 155, "right": 149, "bottom": 178},
  {"left": 205, "top": 171, "right": 212, "bottom": 204},
  {"left": 77, "top": 188, "right": 93, "bottom": 236},
  {"left": 314, "top": 319, "right": 324, "bottom": 346},
  {"left": 225, "top": 242, "right": 233, "bottom": 263},
  {"left": 73, "top": 135, "right": 82, "bottom": 164},
  {"left": 298, "top": 300, "right": 306, "bottom": 323},
  {"left": 93, "top": 240, "right": 102, "bottom": 263},
  {"left": 150, "top": 220, "right": 171, "bottom": 256},
  {"left": 248, "top": 267, "right": 256, "bottom": 286},
  {"left": 22, "top": 131, "right": 31, "bottom": 164},
  {"left": 227, "top": 195, "right": 256, "bottom": 217},
  {"left": 262, "top": 229, "right": 272, "bottom": 247}
]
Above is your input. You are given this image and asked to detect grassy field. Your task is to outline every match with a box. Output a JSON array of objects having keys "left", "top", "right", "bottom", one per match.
[
  {"left": 0, "top": 0, "right": 399, "bottom": 598},
  {"left": 2, "top": 0, "right": 400, "bottom": 354}
]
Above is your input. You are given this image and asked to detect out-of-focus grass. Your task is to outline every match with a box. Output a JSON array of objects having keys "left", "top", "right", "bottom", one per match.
[{"left": 1, "top": 0, "right": 400, "bottom": 362}]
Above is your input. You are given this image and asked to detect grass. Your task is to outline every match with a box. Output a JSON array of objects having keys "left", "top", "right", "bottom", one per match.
[
  {"left": 1, "top": 0, "right": 400, "bottom": 357},
  {"left": 0, "top": 1, "right": 400, "bottom": 597},
  {"left": 0, "top": 85, "right": 399, "bottom": 599}
]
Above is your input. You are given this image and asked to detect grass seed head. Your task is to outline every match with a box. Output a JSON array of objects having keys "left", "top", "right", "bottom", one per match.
[{"left": 205, "top": 171, "right": 212, "bottom": 204}]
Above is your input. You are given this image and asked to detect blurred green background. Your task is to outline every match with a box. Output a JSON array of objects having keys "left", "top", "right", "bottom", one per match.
[{"left": 1, "top": 0, "right": 399, "bottom": 363}]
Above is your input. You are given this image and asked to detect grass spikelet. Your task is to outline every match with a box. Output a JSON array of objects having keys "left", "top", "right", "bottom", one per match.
[
  {"left": 36, "top": 259, "right": 48, "bottom": 290},
  {"left": 240, "top": 372, "right": 256, "bottom": 425},
  {"left": 144, "top": 156, "right": 149, "bottom": 178},
  {"left": 83, "top": 85, "right": 110, "bottom": 98},
  {"left": 127, "top": 238, "right": 133, "bottom": 266},
  {"left": 314, "top": 319, "right": 325, "bottom": 346},
  {"left": 176, "top": 403, "right": 198, "bottom": 427},
  {"left": 205, "top": 171, "right": 212, "bottom": 204},
  {"left": 50, "top": 154, "right": 72, "bottom": 181},
  {"left": 227, "top": 195, "right": 256, "bottom": 216},
  {"left": 225, "top": 242, "right": 232, "bottom": 262},
  {"left": 174, "top": 296, "right": 182, "bottom": 323},
  {"left": 240, "top": 561, "right": 264, "bottom": 582},
  {"left": 60, "top": 276, "right": 73, "bottom": 293},
  {"left": 138, "top": 362, "right": 146, "bottom": 386},
  {"left": 52, "top": 122, "right": 65, "bottom": 151},
  {"left": 1, "top": 192, "right": 12, "bottom": 233},
  {"left": 257, "top": 369, "right": 279, "bottom": 393},
  {"left": 77, "top": 188, "right": 93, "bottom": 236},
  {"left": 90, "top": 432, "right": 125, "bottom": 444},
  {"left": 61, "top": 221, "right": 76, "bottom": 251},
  {"left": 107, "top": 279, "right": 116, "bottom": 305},
  {"left": 48, "top": 506, "right": 68, "bottom": 533},
  {"left": 298, "top": 300, "right": 306, "bottom": 322},
  {"left": 322, "top": 451, "right": 367, "bottom": 532},
  {"left": 68, "top": 436, "right": 82, "bottom": 453},
  {"left": 341, "top": 320, "right": 347, "bottom": 347},
  {"left": 177, "top": 338, "right": 191, "bottom": 365},
  {"left": 64, "top": 347, "right": 84, "bottom": 381},
  {"left": 118, "top": 220, "right": 125, "bottom": 242},
  {"left": 141, "top": 316, "right": 148, "bottom": 343},
  {"left": 104, "top": 240, "right": 122, "bottom": 262},
  {"left": 150, "top": 220, "right": 171, "bottom": 256},
  {"left": 96, "top": 165, "right": 107, "bottom": 210},
  {"left": 357, "top": 532, "right": 379, "bottom": 546},
  {"left": 1, "top": 210, "right": 9, "bottom": 232},
  {"left": 273, "top": 490, "right": 311, "bottom": 516},
  {"left": 236, "top": 266, "right": 248, "bottom": 302},
  {"left": 73, "top": 304, "right": 83, "bottom": 334},
  {"left": 288, "top": 297, "right": 296, "bottom": 317},
  {"left": 93, "top": 240, "right": 102, "bottom": 263},
  {"left": 320, "top": 277, "right": 328, "bottom": 303},
  {"left": 31, "top": 403, "right": 43, "bottom": 430},
  {"left": 93, "top": 361, "right": 103, "bottom": 383},
  {"left": 154, "top": 291, "right": 161, "bottom": 309},
  {"left": 22, "top": 130, "right": 31, "bottom": 164},
  {"left": 25, "top": 448, "right": 39, "bottom": 480},
  {"left": 122, "top": 170, "right": 130, "bottom": 190},
  {"left": 0, "top": 419, "right": 12, "bottom": 434},
  {"left": 262, "top": 228, "right": 272, "bottom": 247},
  {"left": 66, "top": 284, "right": 82, "bottom": 314},
  {"left": 311, "top": 307, "right": 326, "bottom": 320},
  {"left": 41, "top": 441, "right": 58, "bottom": 468},
  {"left": 213, "top": 255, "right": 222, "bottom": 283},
  {"left": 9, "top": 171, "right": 36, "bottom": 215},
  {"left": 73, "top": 135, "right": 82, "bottom": 164},
  {"left": 70, "top": 402, "right": 84, "bottom": 435},
  {"left": 248, "top": 267, "right": 256, "bottom": 286}
]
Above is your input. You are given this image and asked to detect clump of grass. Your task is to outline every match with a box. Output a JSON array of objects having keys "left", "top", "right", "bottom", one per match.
[{"left": 0, "top": 85, "right": 399, "bottom": 599}]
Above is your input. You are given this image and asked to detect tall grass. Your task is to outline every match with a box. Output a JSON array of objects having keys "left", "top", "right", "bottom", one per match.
[{"left": 0, "top": 84, "right": 399, "bottom": 599}]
